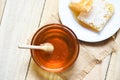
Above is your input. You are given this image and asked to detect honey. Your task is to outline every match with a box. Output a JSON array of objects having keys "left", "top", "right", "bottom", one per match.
[{"left": 31, "top": 24, "right": 79, "bottom": 72}]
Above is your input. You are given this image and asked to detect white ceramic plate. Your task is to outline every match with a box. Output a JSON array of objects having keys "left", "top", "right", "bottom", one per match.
[{"left": 59, "top": 0, "right": 120, "bottom": 42}]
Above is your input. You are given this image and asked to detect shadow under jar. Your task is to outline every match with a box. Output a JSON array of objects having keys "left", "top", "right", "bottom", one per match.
[{"left": 31, "top": 24, "right": 79, "bottom": 72}]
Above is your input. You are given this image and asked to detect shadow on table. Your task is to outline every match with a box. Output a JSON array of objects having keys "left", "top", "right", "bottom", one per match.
[{"left": 30, "top": 59, "right": 76, "bottom": 80}]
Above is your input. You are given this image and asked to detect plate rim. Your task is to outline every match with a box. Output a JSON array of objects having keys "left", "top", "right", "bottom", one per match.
[{"left": 59, "top": 0, "right": 120, "bottom": 42}]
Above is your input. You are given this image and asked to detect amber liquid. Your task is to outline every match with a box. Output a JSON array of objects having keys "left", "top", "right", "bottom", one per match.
[{"left": 31, "top": 24, "right": 79, "bottom": 72}]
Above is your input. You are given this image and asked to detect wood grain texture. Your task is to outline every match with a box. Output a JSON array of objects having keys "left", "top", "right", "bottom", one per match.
[
  {"left": 0, "top": 0, "right": 6, "bottom": 23},
  {"left": 0, "top": 0, "right": 45, "bottom": 80},
  {"left": 106, "top": 30, "right": 120, "bottom": 80}
]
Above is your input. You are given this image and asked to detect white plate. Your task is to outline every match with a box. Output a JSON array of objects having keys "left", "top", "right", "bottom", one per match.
[{"left": 59, "top": 0, "right": 120, "bottom": 42}]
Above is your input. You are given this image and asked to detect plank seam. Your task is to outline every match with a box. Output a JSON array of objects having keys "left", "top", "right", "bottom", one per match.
[
  {"left": 37, "top": 0, "right": 46, "bottom": 28},
  {"left": 24, "top": 0, "right": 46, "bottom": 80},
  {"left": 0, "top": 0, "right": 7, "bottom": 25},
  {"left": 104, "top": 54, "right": 112, "bottom": 80},
  {"left": 25, "top": 57, "right": 32, "bottom": 80}
]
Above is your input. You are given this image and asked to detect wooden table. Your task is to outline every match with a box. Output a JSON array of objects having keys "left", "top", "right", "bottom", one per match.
[{"left": 0, "top": 0, "right": 120, "bottom": 80}]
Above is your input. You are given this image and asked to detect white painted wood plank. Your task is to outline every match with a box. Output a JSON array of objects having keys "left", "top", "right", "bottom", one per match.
[
  {"left": 0, "top": 0, "right": 6, "bottom": 23},
  {"left": 40, "top": 0, "right": 60, "bottom": 26},
  {"left": 26, "top": 0, "right": 60, "bottom": 80},
  {"left": 106, "top": 30, "right": 120, "bottom": 80},
  {"left": 0, "top": 0, "right": 45, "bottom": 80},
  {"left": 26, "top": 0, "right": 110, "bottom": 80}
]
